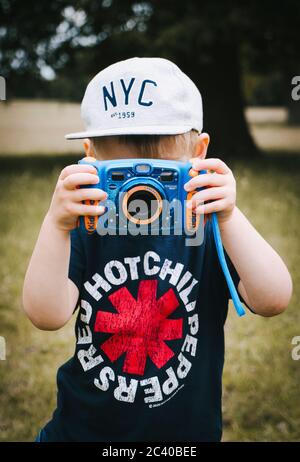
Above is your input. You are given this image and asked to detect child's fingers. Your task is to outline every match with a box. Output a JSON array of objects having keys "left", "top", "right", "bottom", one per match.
[
  {"left": 187, "top": 187, "right": 227, "bottom": 209},
  {"left": 73, "top": 188, "right": 107, "bottom": 202},
  {"left": 191, "top": 158, "right": 231, "bottom": 174},
  {"left": 72, "top": 203, "right": 106, "bottom": 216},
  {"left": 184, "top": 172, "right": 225, "bottom": 191},
  {"left": 59, "top": 164, "right": 97, "bottom": 180},
  {"left": 63, "top": 172, "right": 100, "bottom": 190},
  {"left": 195, "top": 199, "right": 228, "bottom": 215}
]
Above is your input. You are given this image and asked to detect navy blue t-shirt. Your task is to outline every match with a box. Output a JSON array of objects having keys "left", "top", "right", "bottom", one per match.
[{"left": 41, "top": 220, "right": 246, "bottom": 442}]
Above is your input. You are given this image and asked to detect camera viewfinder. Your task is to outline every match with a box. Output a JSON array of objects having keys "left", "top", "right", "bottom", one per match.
[
  {"left": 111, "top": 172, "right": 125, "bottom": 181},
  {"left": 160, "top": 171, "right": 174, "bottom": 182}
]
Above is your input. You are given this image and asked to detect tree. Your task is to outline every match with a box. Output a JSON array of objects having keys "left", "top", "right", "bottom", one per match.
[{"left": 1, "top": 0, "right": 300, "bottom": 157}]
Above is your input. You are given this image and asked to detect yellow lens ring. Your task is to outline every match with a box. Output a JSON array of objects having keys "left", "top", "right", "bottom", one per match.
[{"left": 122, "top": 185, "right": 163, "bottom": 225}]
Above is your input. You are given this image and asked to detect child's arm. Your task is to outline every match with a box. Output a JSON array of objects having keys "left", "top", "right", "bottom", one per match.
[
  {"left": 22, "top": 164, "right": 107, "bottom": 330},
  {"left": 217, "top": 206, "right": 292, "bottom": 316},
  {"left": 185, "top": 158, "right": 293, "bottom": 316}
]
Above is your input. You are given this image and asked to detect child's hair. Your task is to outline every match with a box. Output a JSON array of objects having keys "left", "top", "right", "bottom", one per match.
[{"left": 91, "top": 129, "right": 199, "bottom": 159}]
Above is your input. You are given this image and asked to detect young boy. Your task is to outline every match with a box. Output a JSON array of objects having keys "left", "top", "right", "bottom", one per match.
[{"left": 23, "top": 57, "right": 292, "bottom": 442}]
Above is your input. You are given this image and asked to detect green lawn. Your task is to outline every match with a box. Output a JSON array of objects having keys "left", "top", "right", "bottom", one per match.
[{"left": 0, "top": 153, "right": 299, "bottom": 442}]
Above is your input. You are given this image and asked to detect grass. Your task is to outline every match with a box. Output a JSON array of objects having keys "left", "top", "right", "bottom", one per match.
[
  {"left": 222, "top": 154, "right": 300, "bottom": 441},
  {"left": 0, "top": 152, "right": 299, "bottom": 442}
]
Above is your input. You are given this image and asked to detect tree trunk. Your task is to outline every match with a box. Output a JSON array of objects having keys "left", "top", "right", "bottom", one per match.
[
  {"left": 184, "top": 40, "right": 259, "bottom": 160},
  {"left": 287, "top": 103, "right": 300, "bottom": 125},
  {"left": 283, "top": 73, "right": 300, "bottom": 125}
]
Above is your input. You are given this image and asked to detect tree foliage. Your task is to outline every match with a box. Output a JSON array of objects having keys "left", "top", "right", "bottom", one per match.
[{"left": 1, "top": 0, "right": 299, "bottom": 155}]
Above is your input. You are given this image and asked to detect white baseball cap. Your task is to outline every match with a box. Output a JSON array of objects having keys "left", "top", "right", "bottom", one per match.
[{"left": 65, "top": 57, "right": 203, "bottom": 140}]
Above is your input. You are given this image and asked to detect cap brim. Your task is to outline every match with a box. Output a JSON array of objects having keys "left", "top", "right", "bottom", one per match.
[{"left": 65, "top": 125, "right": 198, "bottom": 140}]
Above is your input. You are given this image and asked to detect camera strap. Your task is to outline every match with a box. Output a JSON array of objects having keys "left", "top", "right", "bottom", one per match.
[{"left": 211, "top": 212, "right": 246, "bottom": 317}]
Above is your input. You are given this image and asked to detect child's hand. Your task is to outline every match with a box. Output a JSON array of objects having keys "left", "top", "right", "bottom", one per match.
[
  {"left": 47, "top": 164, "right": 107, "bottom": 231},
  {"left": 184, "top": 158, "right": 236, "bottom": 224}
]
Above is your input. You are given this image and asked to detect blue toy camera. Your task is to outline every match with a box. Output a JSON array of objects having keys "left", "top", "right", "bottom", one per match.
[
  {"left": 77, "top": 156, "right": 246, "bottom": 317},
  {"left": 78, "top": 157, "right": 203, "bottom": 237}
]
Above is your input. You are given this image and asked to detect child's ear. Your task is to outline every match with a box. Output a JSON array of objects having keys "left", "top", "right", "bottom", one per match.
[
  {"left": 83, "top": 138, "right": 96, "bottom": 157},
  {"left": 193, "top": 132, "right": 210, "bottom": 159}
]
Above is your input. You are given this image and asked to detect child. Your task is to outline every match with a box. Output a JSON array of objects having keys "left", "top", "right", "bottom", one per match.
[{"left": 23, "top": 57, "right": 292, "bottom": 442}]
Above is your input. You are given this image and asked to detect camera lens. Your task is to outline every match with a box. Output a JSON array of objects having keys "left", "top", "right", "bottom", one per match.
[
  {"left": 122, "top": 185, "right": 162, "bottom": 225},
  {"left": 128, "top": 190, "right": 157, "bottom": 220}
]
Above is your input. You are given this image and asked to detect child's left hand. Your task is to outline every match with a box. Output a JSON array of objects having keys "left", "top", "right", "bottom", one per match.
[{"left": 184, "top": 157, "right": 236, "bottom": 224}]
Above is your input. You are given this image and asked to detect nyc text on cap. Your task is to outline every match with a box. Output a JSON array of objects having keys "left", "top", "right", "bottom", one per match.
[{"left": 65, "top": 57, "right": 203, "bottom": 139}]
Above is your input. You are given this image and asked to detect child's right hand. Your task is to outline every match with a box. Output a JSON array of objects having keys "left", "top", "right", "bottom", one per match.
[{"left": 47, "top": 164, "right": 107, "bottom": 231}]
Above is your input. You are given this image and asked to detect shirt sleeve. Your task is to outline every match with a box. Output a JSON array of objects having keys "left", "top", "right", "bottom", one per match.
[{"left": 68, "top": 228, "right": 86, "bottom": 292}]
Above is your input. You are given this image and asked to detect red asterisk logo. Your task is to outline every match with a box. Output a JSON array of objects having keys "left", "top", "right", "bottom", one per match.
[{"left": 94, "top": 280, "right": 183, "bottom": 376}]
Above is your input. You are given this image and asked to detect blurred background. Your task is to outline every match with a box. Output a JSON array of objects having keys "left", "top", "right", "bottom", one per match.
[{"left": 0, "top": 0, "right": 299, "bottom": 442}]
